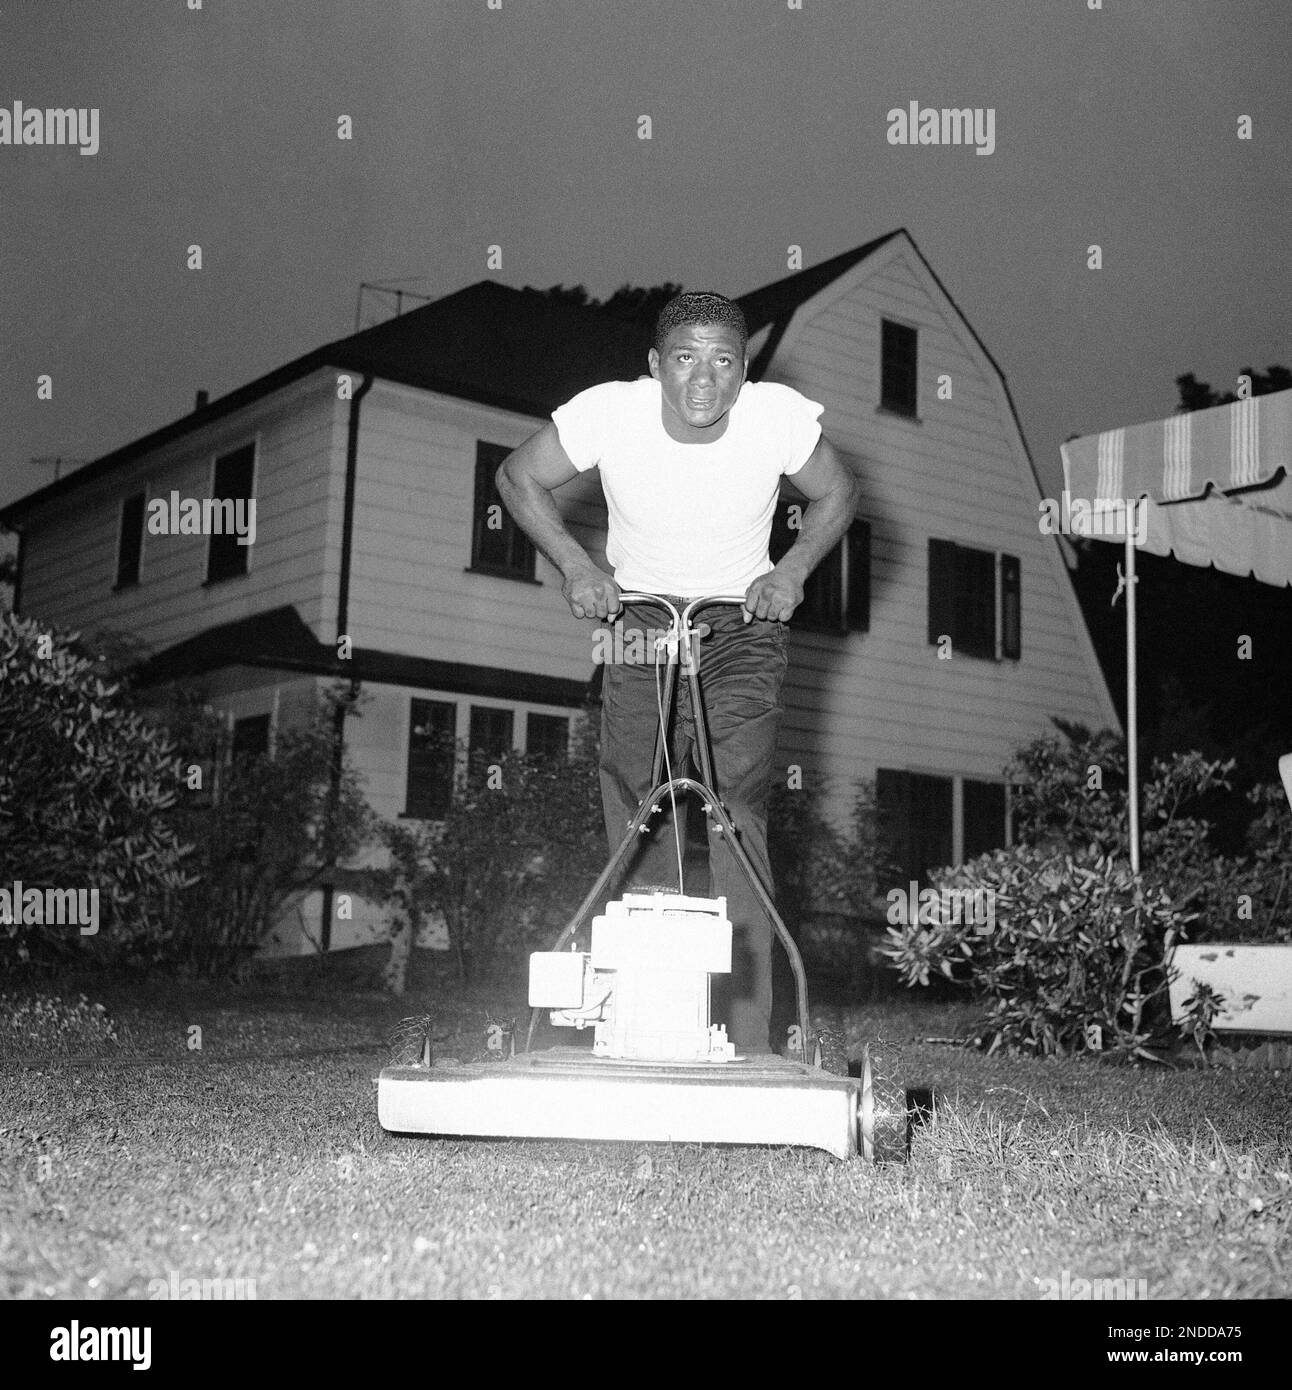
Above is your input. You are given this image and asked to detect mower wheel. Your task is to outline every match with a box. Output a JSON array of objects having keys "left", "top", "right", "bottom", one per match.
[
  {"left": 859, "top": 1044, "right": 909, "bottom": 1163},
  {"left": 386, "top": 1013, "right": 434, "bottom": 1068}
]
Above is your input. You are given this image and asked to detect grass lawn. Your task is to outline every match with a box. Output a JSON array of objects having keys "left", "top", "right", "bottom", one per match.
[{"left": 1, "top": 970, "right": 1288, "bottom": 1300}]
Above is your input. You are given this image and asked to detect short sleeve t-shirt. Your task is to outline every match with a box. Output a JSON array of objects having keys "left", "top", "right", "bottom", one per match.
[{"left": 551, "top": 378, "right": 823, "bottom": 597}]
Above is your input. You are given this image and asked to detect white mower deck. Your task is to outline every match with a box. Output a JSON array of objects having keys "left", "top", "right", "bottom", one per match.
[
  {"left": 378, "top": 1048, "right": 863, "bottom": 1160},
  {"left": 377, "top": 598, "right": 908, "bottom": 1165}
]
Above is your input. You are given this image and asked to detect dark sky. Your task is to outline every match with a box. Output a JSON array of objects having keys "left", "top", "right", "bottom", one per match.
[{"left": 1, "top": 0, "right": 1288, "bottom": 525}]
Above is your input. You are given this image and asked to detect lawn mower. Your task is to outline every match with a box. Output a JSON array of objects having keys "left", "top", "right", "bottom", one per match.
[{"left": 378, "top": 594, "right": 907, "bottom": 1161}]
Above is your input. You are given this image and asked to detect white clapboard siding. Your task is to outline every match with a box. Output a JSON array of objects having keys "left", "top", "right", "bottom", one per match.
[
  {"left": 765, "top": 237, "right": 1116, "bottom": 811},
  {"left": 341, "top": 381, "right": 607, "bottom": 680},
  {"left": 15, "top": 368, "right": 345, "bottom": 653}
]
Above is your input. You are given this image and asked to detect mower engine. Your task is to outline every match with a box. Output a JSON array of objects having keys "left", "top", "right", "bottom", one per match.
[{"left": 529, "top": 891, "right": 736, "bottom": 1062}]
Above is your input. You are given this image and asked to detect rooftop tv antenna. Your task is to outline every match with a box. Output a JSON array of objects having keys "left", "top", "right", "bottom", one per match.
[{"left": 354, "top": 279, "right": 435, "bottom": 332}]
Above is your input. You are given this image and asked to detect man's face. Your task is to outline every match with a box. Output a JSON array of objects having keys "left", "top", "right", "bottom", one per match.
[{"left": 648, "top": 322, "right": 747, "bottom": 437}]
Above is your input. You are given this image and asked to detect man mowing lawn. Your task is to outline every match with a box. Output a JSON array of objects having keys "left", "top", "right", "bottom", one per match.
[{"left": 497, "top": 290, "right": 857, "bottom": 1052}]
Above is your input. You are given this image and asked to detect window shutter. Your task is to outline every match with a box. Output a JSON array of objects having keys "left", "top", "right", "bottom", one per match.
[
  {"left": 116, "top": 491, "right": 145, "bottom": 587},
  {"left": 206, "top": 443, "right": 255, "bottom": 583},
  {"left": 928, "top": 539, "right": 956, "bottom": 646},
  {"left": 846, "top": 519, "right": 870, "bottom": 632},
  {"left": 963, "top": 779, "right": 1008, "bottom": 859}
]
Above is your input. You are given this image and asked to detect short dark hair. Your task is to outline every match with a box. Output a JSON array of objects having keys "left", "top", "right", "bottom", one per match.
[{"left": 654, "top": 291, "right": 748, "bottom": 356}]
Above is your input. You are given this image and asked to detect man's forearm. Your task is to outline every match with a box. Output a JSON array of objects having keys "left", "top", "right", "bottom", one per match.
[
  {"left": 496, "top": 468, "right": 597, "bottom": 579},
  {"left": 775, "top": 476, "right": 859, "bottom": 583}
]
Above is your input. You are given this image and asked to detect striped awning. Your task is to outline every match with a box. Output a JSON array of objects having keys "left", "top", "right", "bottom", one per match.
[{"left": 1060, "top": 388, "right": 1292, "bottom": 587}]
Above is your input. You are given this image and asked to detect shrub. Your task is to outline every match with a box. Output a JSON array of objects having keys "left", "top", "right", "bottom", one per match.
[
  {"left": 882, "top": 844, "right": 1190, "bottom": 1058},
  {"left": 148, "top": 682, "right": 378, "bottom": 977},
  {"left": 0, "top": 612, "right": 194, "bottom": 971},
  {"left": 362, "top": 726, "right": 606, "bottom": 985},
  {"left": 884, "top": 724, "right": 1289, "bottom": 1054},
  {"left": 1011, "top": 720, "right": 1291, "bottom": 943}
]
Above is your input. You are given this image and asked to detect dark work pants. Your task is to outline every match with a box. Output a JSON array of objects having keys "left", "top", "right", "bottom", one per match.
[{"left": 598, "top": 600, "right": 789, "bottom": 1052}]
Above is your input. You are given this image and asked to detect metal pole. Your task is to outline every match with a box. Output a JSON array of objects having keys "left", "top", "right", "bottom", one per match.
[{"left": 1125, "top": 520, "right": 1140, "bottom": 875}]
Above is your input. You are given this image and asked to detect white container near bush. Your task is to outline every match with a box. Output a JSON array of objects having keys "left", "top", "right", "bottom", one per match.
[{"left": 1169, "top": 943, "right": 1292, "bottom": 1035}]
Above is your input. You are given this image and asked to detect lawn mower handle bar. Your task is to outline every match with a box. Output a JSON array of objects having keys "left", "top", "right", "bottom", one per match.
[
  {"left": 523, "top": 588, "right": 815, "bottom": 1059},
  {"left": 613, "top": 593, "right": 751, "bottom": 627}
]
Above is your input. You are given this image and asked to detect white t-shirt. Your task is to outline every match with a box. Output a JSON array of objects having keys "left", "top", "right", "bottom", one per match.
[{"left": 551, "top": 378, "right": 823, "bottom": 596}]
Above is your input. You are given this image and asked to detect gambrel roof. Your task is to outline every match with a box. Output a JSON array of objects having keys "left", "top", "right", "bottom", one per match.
[{"left": 2, "top": 232, "right": 904, "bottom": 525}]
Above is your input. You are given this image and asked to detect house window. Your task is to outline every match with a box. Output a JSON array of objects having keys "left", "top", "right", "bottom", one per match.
[
  {"left": 405, "top": 699, "right": 456, "bottom": 818},
  {"left": 471, "top": 441, "right": 536, "bottom": 580},
  {"left": 876, "top": 769, "right": 954, "bottom": 890},
  {"left": 526, "top": 712, "right": 570, "bottom": 762},
  {"left": 231, "top": 714, "right": 270, "bottom": 761},
  {"left": 206, "top": 443, "right": 255, "bottom": 584},
  {"left": 468, "top": 705, "right": 515, "bottom": 759},
  {"left": 880, "top": 319, "right": 918, "bottom": 418},
  {"left": 928, "top": 539, "right": 1021, "bottom": 661},
  {"left": 769, "top": 501, "right": 870, "bottom": 634},
  {"left": 963, "top": 779, "right": 1008, "bottom": 860},
  {"left": 116, "top": 491, "right": 145, "bottom": 588}
]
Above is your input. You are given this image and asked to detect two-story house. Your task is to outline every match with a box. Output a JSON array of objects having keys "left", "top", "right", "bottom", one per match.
[{"left": 1, "top": 229, "right": 1118, "bottom": 955}]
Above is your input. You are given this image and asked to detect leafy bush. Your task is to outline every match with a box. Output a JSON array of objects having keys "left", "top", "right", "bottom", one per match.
[
  {"left": 362, "top": 726, "right": 606, "bottom": 985},
  {"left": 884, "top": 724, "right": 1290, "bottom": 1054},
  {"left": 1008, "top": 721, "right": 1231, "bottom": 895},
  {"left": 0, "top": 612, "right": 194, "bottom": 971},
  {"left": 147, "top": 682, "right": 377, "bottom": 977},
  {"left": 1008, "top": 719, "right": 1288, "bottom": 940},
  {"left": 882, "top": 845, "right": 1190, "bottom": 1058}
]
